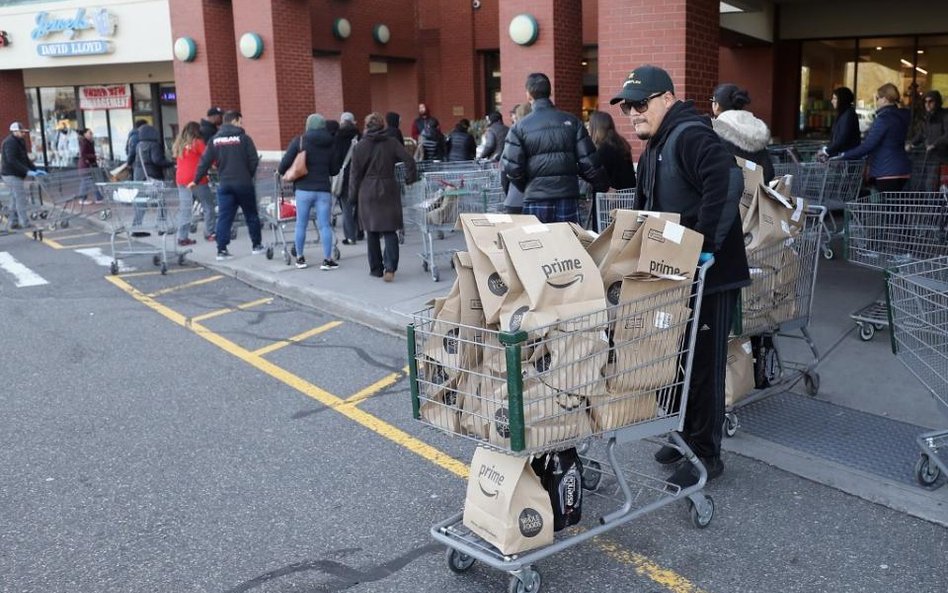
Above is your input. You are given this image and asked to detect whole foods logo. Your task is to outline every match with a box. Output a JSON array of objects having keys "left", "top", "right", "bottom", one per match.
[
  {"left": 518, "top": 508, "right": 544, "bottom": 538},
  {"left": 744, "top": 232, "right": 753, "bottom": 246},
  {"left": 430, "top": 363, "right": 449, "bottom": 385},
  {"left": 509, "top": 305, "right": 529, "bottom": 331},
  {"left": 533, "top": 351, "right": 552, "bottom": 373},
  {"left": 494, "top": 407, "right": 510, "bottom": 438},
  {"left": 477, "top": 462, "right": 505, "bottom": 498},
  {"left": 444, "top": 387, "right": 458, "bottom": 407},
  {"left": 487, "top": 272, "right": 508, "bottom": 296},
  {"left": 443, "top": 328, "right": 459, "bottom": 354},
  {"left": 607, "top": 281, "right": 622, "bottom": 305}
]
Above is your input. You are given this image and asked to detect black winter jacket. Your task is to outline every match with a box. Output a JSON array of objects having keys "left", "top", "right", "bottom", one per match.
[
  {"left": 501, "top": 98, "right": 608, "bottom": 202},
  {"left": 910, "top": 108, "right": 948, "bottom": 160},
  {"left": 635, "top": 100, "right": 750, "bottom": 294},
  {"left": 278, "top": 128, "right": 340, "bottom": 192},
  {"left": 194, "top": 124, "right": 260, "bottom": 187},
  {"left": 1, "top": 134, "right": 37, "bottom": 178},
  {"left": 478, "top": 121, "right": 509, "bottom": 160},
  {"left": 333, "top": 124, "right": 361, "bottom": 199},
  {"left": 199, "top": 119, "right": 219, "bottom": 145},
  {"left": 419, "top": 128, "right": 446, "bottom": 161},
  {"left": 124, "top": 128, "right": 139, "bottom": 168},
  {"left": 826, "top": 106, "right": 860, "bottom": 157},
  {"left": 445, "top": 127, "right": 476, "bottom": 161},
  {"left": 595, "top": 141, "right": 636, "bottom": 190},
  {"left": 133, "top": 125, "right": 173, "bottom": 181}
]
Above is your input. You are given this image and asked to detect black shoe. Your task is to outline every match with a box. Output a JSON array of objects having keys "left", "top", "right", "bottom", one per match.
[
  {"left": 342, "top": 239, "right": 357, "bottom": 245},
  {"left": 654, "top": 445, "right": 684, "bottom": 465},
  {"left": 131, "top": 231, "right": 151, "bottom": 237},
  {"left": 667, "top": 456, "right": 724, "bottom": 490}
]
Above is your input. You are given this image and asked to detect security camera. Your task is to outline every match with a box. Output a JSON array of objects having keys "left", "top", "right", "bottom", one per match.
[{"left": 472, "top": 0, "right": 481, "bottom": 9}]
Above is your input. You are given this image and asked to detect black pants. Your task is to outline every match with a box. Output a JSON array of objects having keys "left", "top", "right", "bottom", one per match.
[
  {"left": 366, "top": 231, "right": 398, "bottom": 275},
  {"left": 683, "top": 288, "right": 738, "bottom": 459},
  {"left": 875, "top": 178, "right": 908, "bottom": 192}
]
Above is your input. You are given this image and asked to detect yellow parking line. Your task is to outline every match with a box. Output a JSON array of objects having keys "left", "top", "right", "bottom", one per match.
[
  {"left": 146, "top": 274, "right": 224, "bottom": 298},
  {"left": 105, "top": 275, "right": 468, "bottom": 478},
  {"left": 105, "top": 276, "right": 711, "bottom": 593},
  {"left": 345, "top": 365, "right": 410, "bottom": 404},
  {"left": 37, "top": 235, "right": 65, "bottom": 249},
  {"left": 190, "top": 297, "right": 274, "bottom": 323},
  {"left": 47, "top": 231, "right": 100, "bottom": 240},
  {"left": 252, "top": 320, "right": 343, "bottom": 356},
  {"left": 121, "top": 267, "right": 204, "bottom": 278}
]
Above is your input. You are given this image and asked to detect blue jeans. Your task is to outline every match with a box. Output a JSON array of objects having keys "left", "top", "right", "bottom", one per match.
[
  {"left": 295, "top": 189, "right": 333, "bottom": 260},
  {"left": 216, "top": 183, "right": 261, "bottom": 252}
]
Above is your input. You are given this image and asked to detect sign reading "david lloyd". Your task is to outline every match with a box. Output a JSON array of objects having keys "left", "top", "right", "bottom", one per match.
[{"left": 32, "top": 8, "right": 117, "bottom": 58}]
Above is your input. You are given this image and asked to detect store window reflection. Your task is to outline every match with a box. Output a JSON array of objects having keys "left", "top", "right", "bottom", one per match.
[
  {"left": 40, "top": 87, "right": 79, "bottom": 169},
  {"left": 800, "top": 40, "right": 856, "bottom": 137},
  {"left": 25, "top": 89, "right": 44, "bottom": 166}
]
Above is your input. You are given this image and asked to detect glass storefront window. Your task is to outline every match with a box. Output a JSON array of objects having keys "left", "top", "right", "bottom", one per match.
[
  {"left": 856, "top": 37, "right": 917, "bottom": 109},
  {"left": 25, "top": 89, "right": 45, "bottom": 167},
  {"left": 159, "top": 83, "right": 178, "bottom": 153},
  {"left": 81, "top": 109, "right": 110, "bottom": 164},
  {"left": 39, "top": 87, "right": 79, "bottom": 169},
  {"left": 800, "top": 40, "right": 856, "bottom": 136},
  {"left": 110, "top": 109, "right": 134, "bottom": 164}
]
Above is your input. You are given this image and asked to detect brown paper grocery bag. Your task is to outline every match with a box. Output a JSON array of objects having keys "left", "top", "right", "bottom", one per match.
[
  {"left": 609, "top": 273, "right": 692, "bottom": 393},
  {"left": 743, "top": 178, "right": 806, "bottom": 253},
  {"left": 457, "top": 213, "right": 540, "bottom": 324},
  {"left": 634, "top": 216, "right": 703, "bottom": 280},
  {"left": 463, "top": 447, "right": 554, "bottom": 555},
  {"left": 487, "top": 377, "right": 593, "bottom": 451},
  {"left": 418, "top": 356, "right": 461, "bottom": 432},
  {"left": 593, "top": 210, "right": 681, "bottom": 304},
  {"left": 725, "top": 338, "right": 755, "bottom": 407},
  {"left": 736, "top": 157, "right": 766, "bottom": 220},
  {"left": 587, "top": 380, "right": 658, "bottom": 432},
  {"left": 771, "top": 246, "right": 802, "bottom": 325}
]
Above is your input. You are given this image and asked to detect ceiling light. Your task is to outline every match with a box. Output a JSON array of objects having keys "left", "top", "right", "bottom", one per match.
[
  {"left": 581, "top": 61, "right": 588, "bottom": 66},
  {"left": 918, "top": 50, "right": 925, "bottom": 54},
  {"left": 876, "top": 46, "right": 882, "bottom": 51},
  {"left": 900, "top": 59, "right": 913, "bottom": 68},
  {"left": 917, "top": 67, "right": 929, "bottom": 75}
]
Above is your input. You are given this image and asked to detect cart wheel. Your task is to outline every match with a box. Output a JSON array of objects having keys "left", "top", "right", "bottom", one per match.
[
  {"left": 99, "top": 210, "right": 109, "bottom": 221},
  {"left": 689, "top": 495, "right": 714, "bottom": 529},
  {"left": 915, "top": 455, "right": 941, "bottom": 486},
  {"left": 40, "top": 211, "right": 48, "bottom": 219},
  {"left": 803, "top": 372, "right": 820, "bottom": 397},
  {"left": 265, "top": 246, "right": 274, "bottom": 260},
  {"left": 30, "top": 212, "right": 38, "bottom": 220},
  {"left": 283, "top": 250, "right": 292, "bottom": 266},
  {"left": 858, "top": 323, "right": 875, "bottom": 341},
  {"left": 32, "top": 230, "right": 41, "bottom": 241},
  {"left": 432, "top": 268, "right": 440, "bottom": 282},
  {"left": 160, "top": 262, "right": 168, "bottom": 275},
  {"left": 60, "top": 220, "right": 69, "bottom": 229},
  {"left": 508, "top": 568, "right": 541, "bottom": 593},
  {"left": 153, "top": 255, "right": 161, "bottom": 267},
  {"left": 445, "top": 548, "right": 475, "bottom": 574},
  {"left": 333, "top": 246, "right": 341, "bottom": 261},
  {"left": 581, "top": 460, "right": 602, "bottom": 491},
  {"left": 290, "top": 245, "right": 297, "bottom": 257},
  {"left": 724, "top": 413, "right": 738, "bottom": 438},
  {"left": 331, "top": 215, "right": 338, "bottom": 228},
  {"left": 823, "top": 247, "right": 834, "bottom": 260},
  {"left": 872, "top": 323, "right": 885, "bottom": 331},
  {"left": 110, "top": 261, "right": 119, "bottom": 275},
  {"left": 178, "top": 254, "right": 187, "bottom": 266},
  {"left": 422, "top": 261, "right": 429, "bottom": 272},
  {"left": 190, "top": 223, "right": 198, "bottom": 233},
  {"left": 435, "top": 230, "right": 445, "bottom": 240}
]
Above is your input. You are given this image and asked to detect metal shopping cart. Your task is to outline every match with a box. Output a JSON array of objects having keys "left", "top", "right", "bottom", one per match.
[
  {"left": 774, "top": 159, "right": 865, "bottom": 259},
  {"left": 416, "top": 169, "right": 495, "bottom": 281},
  {"left": 907, "top": 147, "right": 947, "bottom": 192},
  {"left": 845, "top": 190, "right": 948, "bottom": 341},
  {"left": 594, "top": 189, "right": 638, "bottom": 233},
  {"left": 885, "top": 255, "right": 948, "bottom": 488},
  {"left": 767, "top": 141, "right": 826, "bottom": 166},
  {"left": 407, "top": 261, "right": 715, "bottom": 593},
  {"left": 96, "top": 181, "right": 190, "bottom": 275},
  {"left": 725, "top": 205, "right": 828, "bottom": 436}
]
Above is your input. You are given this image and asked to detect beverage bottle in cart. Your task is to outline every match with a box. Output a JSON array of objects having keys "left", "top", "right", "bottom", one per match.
[{"left": 537, "top": 448, "right": 584, "bottom": 531}]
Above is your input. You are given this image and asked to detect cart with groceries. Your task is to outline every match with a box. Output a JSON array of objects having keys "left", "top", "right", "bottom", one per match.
[
  {"left": 885, "top": 255, "right": 948, "bottom": 488},
  {"left": 845, "top": 190, "right": 948, "bottom": 341},
  {"left": 408, "top": 211, "right": 716, "bottom": 593},
  {"left": 594, "top": 189, "right": 637, "bottom": 233}
]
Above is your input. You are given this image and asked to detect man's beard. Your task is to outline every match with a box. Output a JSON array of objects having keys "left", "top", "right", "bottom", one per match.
[{"left": 635, "top": 130, "right": 651, "bottom": 141}]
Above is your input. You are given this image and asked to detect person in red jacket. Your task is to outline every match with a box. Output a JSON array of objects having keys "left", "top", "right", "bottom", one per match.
[
  {"left": 76, "top": 128, "right": 103, "bottom": 203},
  {"left": 173, "top": 121, "right": 216, "bottom": 245}
]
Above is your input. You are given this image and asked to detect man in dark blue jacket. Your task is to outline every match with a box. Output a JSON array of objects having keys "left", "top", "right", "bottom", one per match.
[
  {"left": 611, "top": 65, "right": 749, "bottom": 489},
  {"left": 190, "top": 111, "right": 262, "bottom": 260},
  {"left": 502, "top": 72, "right": 608, "bottom": 223},
  {"left": 1, "top": 122, "right": 44, "bottom": 230}
]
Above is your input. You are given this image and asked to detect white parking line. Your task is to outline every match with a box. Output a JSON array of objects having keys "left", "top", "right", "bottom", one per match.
[
  {"left": 74, "top": 247, "right": 136, "bottom": 272},
  {"left": 0, "top": 252, "right": 49, "bottom": 287}
]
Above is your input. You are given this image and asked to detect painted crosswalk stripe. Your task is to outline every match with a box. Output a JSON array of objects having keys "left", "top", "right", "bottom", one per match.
[
  {"left": 0, "top": 252, "right": 49, "bottom": 287},
  {"left": 74, "top": 247, "right": 136, "bottom": 272}
]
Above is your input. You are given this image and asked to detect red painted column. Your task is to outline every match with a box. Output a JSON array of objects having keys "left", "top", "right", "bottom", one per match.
[
  {"left": 498, "top": 0, "right": 583, "bottom": 117},
  {"left": 0, "top": 70, "right": 29, "bottom": 133},
  {"left": 169, "top": 0, "right": 241, "bottom": 125},
  {"left": 599, "top": 0, "right": 720, "bottom": 142},
  {"left": 231, "top": 0, "right": 315, "bottom": 152}
]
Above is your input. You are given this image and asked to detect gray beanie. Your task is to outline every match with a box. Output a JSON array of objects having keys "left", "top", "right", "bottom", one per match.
[{"left": 305, "top": 113, "right": 326, "bottom": 131}]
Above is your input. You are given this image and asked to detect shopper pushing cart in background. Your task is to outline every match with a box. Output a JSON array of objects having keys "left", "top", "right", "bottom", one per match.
[{"left": 2, "top": 122, "right": 46, "bottom": 231}]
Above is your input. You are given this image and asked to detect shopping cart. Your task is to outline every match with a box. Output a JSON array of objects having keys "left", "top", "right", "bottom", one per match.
[
  {"left": 885, "top": 255, "right": 948, "bottom": 487},
  {"left": 725, "top": 205, "right": 828, "bottom": 436},
  {"left": 416, "top": 169, "right": 495, "bottom": 281},
  {"left": 845, "top": 190, "right": 948, "bottom": 341},
  {"left": 767, "top": 141, "right": 825, "bottom": 165},
  {"left": 96, "top": 181, "right": 190, "bottom": 275},
  {"left": 407, "top": 261, "right": 715, "bottom": 593},
  {"left": 774, "top": 159, "right": 865, "bottom": 259},
  {"left": 594, "top": 189, "right": 638, "bottom": 233}
]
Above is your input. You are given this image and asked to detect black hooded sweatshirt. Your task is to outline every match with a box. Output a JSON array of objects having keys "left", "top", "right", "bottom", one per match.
[
  {"left": 194, "top": 123, "right": 259, "bottom": 187},
  {"left": 635, "top": 100, "right": 749, "bottom": 293},
  {"left": 277, "top": 128, "right": 340, "bottom": 192}
]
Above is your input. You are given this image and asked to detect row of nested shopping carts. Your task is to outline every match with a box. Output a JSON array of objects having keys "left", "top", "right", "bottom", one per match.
[
  {"left": 0, "top": 168, "right": 114, "bottom": 240},
  {"left": 396, "top": 159, "right": 504, "bottom": 282}
]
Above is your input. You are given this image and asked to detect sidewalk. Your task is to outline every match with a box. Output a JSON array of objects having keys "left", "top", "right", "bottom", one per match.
[{"left": 127, "top": 221, "right": 948, "bottom": 526}]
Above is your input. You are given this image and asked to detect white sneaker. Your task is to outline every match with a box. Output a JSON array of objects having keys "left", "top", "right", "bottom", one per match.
[
  {"left": 251, "top": 244, "right": 266, "bottom": 255},
  {"left": 296, "top": 256, "right": 308, "bottom": 269}
]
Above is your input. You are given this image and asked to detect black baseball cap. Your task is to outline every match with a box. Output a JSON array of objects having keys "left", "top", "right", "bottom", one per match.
[
  {"left": 207, "top": 107, "right": 224, "bottom": 117},
  {"left": 609, "top": 65, "right": 675, "bottom": 104}
]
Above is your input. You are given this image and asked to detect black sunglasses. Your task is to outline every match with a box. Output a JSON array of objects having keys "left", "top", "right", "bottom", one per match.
[{"left": 619, "top": 92, "right": 665, "bottom": 115}]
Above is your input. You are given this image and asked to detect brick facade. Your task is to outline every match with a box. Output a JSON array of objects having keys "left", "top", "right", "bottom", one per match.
[
  {"left": 499, "top": 0, "right": 584, "bottom": 117},
  {"left": 598, "top": 0, "right": 720, "bottom": 142},
  {"left": 0, "top": 70, "right": 29, "bottom": 137}
]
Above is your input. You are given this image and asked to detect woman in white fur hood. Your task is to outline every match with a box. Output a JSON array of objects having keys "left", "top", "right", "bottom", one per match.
[{"left": 711, "top": 84, "right": 775, "bottom": 183}]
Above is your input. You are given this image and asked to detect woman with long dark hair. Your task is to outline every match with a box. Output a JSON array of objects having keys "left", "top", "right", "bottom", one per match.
[
  {"left": 822, "top": 87, "right": 861, "bottom": 159},
  {"left": 173, "top": 121, "right": 216, "bottom": 245},
  {"left": 588, "top": 111, "right": 636, "bottom": 190}
]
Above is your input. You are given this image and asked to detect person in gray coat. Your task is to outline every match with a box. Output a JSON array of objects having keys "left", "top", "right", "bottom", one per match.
[{"left": 348, "top": 113, "right": 417, "bottom": 282}]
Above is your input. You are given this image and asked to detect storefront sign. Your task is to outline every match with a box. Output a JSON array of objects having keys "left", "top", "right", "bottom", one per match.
[
  {"left": 79, "top": 84, "right": 131, "bottom": 110},
  {"left": 32, "top": 8, "right": 117, "bottom": 58},
  {"left": 0, "top": 31, "right": 10, "bottom": 47}
]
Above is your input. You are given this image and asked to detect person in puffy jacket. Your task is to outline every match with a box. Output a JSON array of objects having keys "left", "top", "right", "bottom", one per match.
[
  {"left": 173, "top": 122, "right": 215, "bottom": 245},
  {"left": 278, "top": 113, "right": 342, "bottom": 270},
  {"left": 477, "top": 112, "right": 509, "bottom": 161},
  {"left": 502, "top": 72, "right": 608, "bottom": 223},
  {"left": 711, "top": 84, "right": 774, "bottom": 182},
  {"left": 835, "top": 83, "right": 910, "bottom": 192},
  {"left": 133, "top": 124, "right": 173, "bottom": 181},
  {"left": 417, "top": 118, "right": 446, "bottom": 161},
  {"left": 445, "top": 119, "right": 476, "bottom": 162}
]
